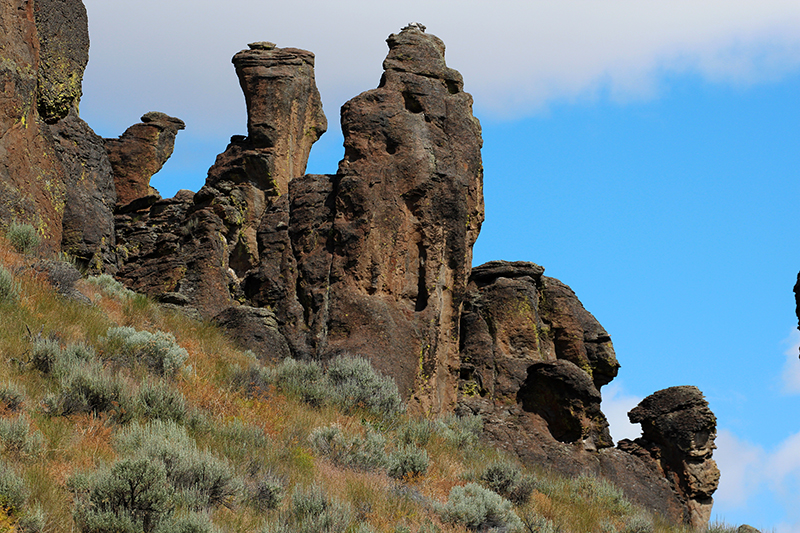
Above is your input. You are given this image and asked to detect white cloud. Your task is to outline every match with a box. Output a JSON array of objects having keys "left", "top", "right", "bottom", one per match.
[
  {"left": 781, "top": 329, "right": 800, "bottom": 394},
  {"left": 79, "top": 0, "right": 800, "bottom": 136},
  {"left": 713, "top": 429, "right": 765, "bottom": 508},
  {"left": 601, "top": 382, "right": 642, "bottom": 442}
]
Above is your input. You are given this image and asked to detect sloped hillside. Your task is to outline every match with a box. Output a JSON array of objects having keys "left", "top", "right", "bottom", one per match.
[{"left": 0, "top": 231, "right": 745, "bottom": 533}]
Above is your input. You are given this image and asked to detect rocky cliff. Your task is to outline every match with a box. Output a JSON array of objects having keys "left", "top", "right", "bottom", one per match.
[{"left": 0, "top": 3, "right": 718, "bottom": 528}]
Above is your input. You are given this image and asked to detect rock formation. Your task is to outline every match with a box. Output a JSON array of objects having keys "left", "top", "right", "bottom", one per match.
[
  {"left": 0, "top": 4, "right": 720, "bottom": 527},
  {"left": 105, "top": 112, "right": 186, "bottom": 210},
  {"left": 621, "top": 386, "right": 720, "bottom": 526},
  {"left": 0, "top": 0, "right": 182, "bottom": 271}
]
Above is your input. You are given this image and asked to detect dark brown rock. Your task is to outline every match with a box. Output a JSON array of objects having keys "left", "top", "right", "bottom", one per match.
[
  {"left": 33, "top": 0, "right": 89, "bottom": 122},
  {"left": 212, "top": 305, "right": 291, "bottom": 363},
  {"left": 105, "top": 112, "right": 186, "bottom": 208},
  {"left": 48, "top": 110, "right": 117, "bottom": 272},
  {"left": 0, "top": 0, "right": 66, "bottom": 252},
  {"left": 458, "top": 261, "right": 617, "bottom": 450},
  {"left": 624, "top": 386, "right": 720, "bottom": 527},
  {"left": 313, "top": 25, "right": 484, "bottom": 410}
]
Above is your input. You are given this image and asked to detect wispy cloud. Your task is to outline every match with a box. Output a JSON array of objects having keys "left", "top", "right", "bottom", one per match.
[
  {"left": 80, "top": 0, "right": 800, "bottom": 134},
  {"left": 601, "top": 382, "right": 642, "bottom": 443}
]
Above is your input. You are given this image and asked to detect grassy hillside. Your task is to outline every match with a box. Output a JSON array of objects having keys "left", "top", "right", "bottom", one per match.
[{"left": 0, "top": 232, "right": 742, "bottom": 533}]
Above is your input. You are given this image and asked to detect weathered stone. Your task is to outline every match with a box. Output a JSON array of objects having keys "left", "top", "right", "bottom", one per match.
[
  {"left": 212, "top": 305, "right": 291, "bottom": 363},
  {"left": 48, "top": 110, "right": 117, "bottom": 272},
  {"left": 0, "top": 0, "right": 66, "bottom": 252},
  {"left": 315, "top": 25, "right": 484, "bottom": 410},
  {"left": 623, "top": 386, "right": 720, "bottom": 528},
  {"left": 34, "top": 0, "right": 89, "bottom": 122},
  {"left": 458, "top": 261, "right": 617, "bottom": 449},
  {"left": 105, "top": 112, "right": 185, "bottom": 208},
  {"left": 231, "top": 45, "right": 326, "bottom": 192}
]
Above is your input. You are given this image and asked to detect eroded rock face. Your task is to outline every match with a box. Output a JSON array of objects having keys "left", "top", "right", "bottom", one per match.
[
  {"left": 320, "top": 25, "right": 484, "bottom": 409},
  {"left": 0, "top": 0, "right": 67, "bottom": 251},
  {"left": 621, "top": 386, "right": 720, "bottom": 528},
  {"left": 458, "top": 261, "right": 617, "bottom": 450},
  {"left": 105, "top": 112, "right": 186, "bottom": 209}
]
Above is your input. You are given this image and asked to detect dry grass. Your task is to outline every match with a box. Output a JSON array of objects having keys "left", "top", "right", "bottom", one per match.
[{"left": 0, "top": 240, "right": 742, "bottom": 533}]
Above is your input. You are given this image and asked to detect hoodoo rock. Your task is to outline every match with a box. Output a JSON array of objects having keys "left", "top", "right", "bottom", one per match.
[
  {"left": 105, "top": 112, "right": 186, "bottom": 210},
  {"left": 621, "top": 386, "right": 720, "bottom": 527}
]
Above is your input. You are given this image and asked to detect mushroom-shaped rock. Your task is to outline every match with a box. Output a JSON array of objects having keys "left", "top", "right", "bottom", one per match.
[{"left": 625, "top": 386, "right": 720, "bottom": 528}]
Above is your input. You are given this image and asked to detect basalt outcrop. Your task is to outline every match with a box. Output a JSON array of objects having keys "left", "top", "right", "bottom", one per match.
[
  {"left": 0, "top": 0, "right": 182, "bottom": 271},
  {"left": 0, "top": 5, "right": 719, "bottom": 528}
]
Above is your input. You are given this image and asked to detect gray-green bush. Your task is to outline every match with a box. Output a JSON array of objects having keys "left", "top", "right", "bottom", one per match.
[
  {"left": 435, "top": 414, "right": 483, "bottom": 448},
  {"left": 115, "top": 421, "right": 240, "bottom": 510},
  {"left": 387, "top": 444, "right": 429, "bottom": 480},
  {"left": 86, "top": 274, "right": 136, "bottom": 300},
  {"left": 7, "top": 222, "right": 40, "bottom": 254},
  {"left": 0, "top": 460, "right": 28, "bottom": 513},
  {"left": 396, "top": 418, "right": 434, "bottom": 447},
  {"left": 309, "top": 424, "right": 387, "bottom": 472},
  {"left": 270, "top": 356, "right": 404, "bottom": 418},
  {"left": 72, "top": 458, "right": 173, "bottom": 533},
  {"left": 0, "top": 265, "right": 19, "bottom": 303},
  {"left": 154, "top": 512, "right": 221, "bottom": 533},
  {"left": 246, "top": 473, "right": 283, "bottom": 511},
  {"left": 45, "top": 360, "right": 131, "bottom": 419},
  {"left": 572, "top": 474, "right": 634, "bottom": 516},
  {"left": 0, "top": 381, "right": 25, "bottom": 412},
  {"left": 137, "top": 381, "right": 188, "bottom": 423},
  {"left": 438, "top": 483, "right": 522, "bottom": 532},
  {"left": 103, "top": 327, "right": 189, "bottom": 376},
  {"left": 479, "top": 461, "right": 535, "bottom": 505},
  {"left": 17, "top": 503, "right": 47, "bottom": 533},
  {"left": 0, "top": 414, "right": 45, "bottom": 457},
  {"left": 285, "top": 484, "right": 353, "bottom": 533}
]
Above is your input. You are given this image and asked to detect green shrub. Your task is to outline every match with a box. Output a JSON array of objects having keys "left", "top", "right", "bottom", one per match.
[
  {"left": 387, "top": 444, "right": 429, "bottom": 480},
  {"left": 0, "top": 265, "right": 19, "bottom": 303},
  {"left": 30, "top": 336, "right": 62, "bottom": 374},
  {"left": 17, "top": 503, "right": 47, "bottom": 533},
  {"left": 324, "top": 355, "right": 405, "bottom": 418},
  {"left": 0, "top": 414, "right": 45, "bottom": 457},
  {"left": 518, "top": 508, "right": 559, "bottom": 533},
  {"left": 103, "top": 326, "right": 189, "bottom": 376},
  {"left": 115, "top": 421, "right": 240, "bottom": 510},
  {"left": 396, "top": 418, "right": 434, "bottom": 447},
  {"left": 137, "top": 381, "right": 188, "bottom": 423},
  {"left": 230, "top": 363, "right": 271, "bottom": 397},
  {"left": 0, "top": 381, "right": 26, "bottom": 412},
  {"left": 73, "top": 458, "right": 173, "bottom": 533},
  {"left": 46, "top": 360, "right": 131, "bottom": 419},
  {"left": 86, "top": 274, "right": 136, "bottom": 300},
  {"left": 480, "top": 461, "right": 521, "bottom": 496},
  {"left": 435, "top": 414, "right": 483, "bottom": 448},
  {"left": 479, "top": 461, "right": 534, "bottom": 505},
  {"left": 572, "top": 474, "right": 633, "bottom": 516},
  {"left": 438, "top": 483, "right": 522, "bottom": 532},
  {"left": 309, "top": 424, "right": 387, "bottom": 472},
  {"left": 0, "top": 460, "right": 28, "bottom": 513},
  {"left": 7, "top": 223, "right": 40, "bottom": 254},
  {"left": 154, "top": 512, "right": 221, "bottom": 533},
  {"left": 286, "top": 484, "right": 353, "bottom": 533},
  {"left": 270, "top": 358, "right": 326, "bottom": 405},
  {"left": 270, "top": 356, "right": 405, "bottom": 418},
  {"left": 246, "top": 473, "right": 283, "bottom": 511},
  {"left": 621, "top": 513, "right": 654, "bottom": 533}
]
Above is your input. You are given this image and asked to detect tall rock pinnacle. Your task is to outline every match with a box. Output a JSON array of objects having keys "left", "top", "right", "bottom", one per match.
[{"left": 315, "top": 25, "right": 485, "bottom": 410}]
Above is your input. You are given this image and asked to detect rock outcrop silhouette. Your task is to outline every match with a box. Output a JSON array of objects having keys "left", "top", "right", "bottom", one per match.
[{"left": 0, "top": 3, "right": 719, "bottom": 527}]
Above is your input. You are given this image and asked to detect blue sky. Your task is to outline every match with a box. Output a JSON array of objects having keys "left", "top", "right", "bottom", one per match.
[{"left": 79, "top": 1, "right": 800, "bottom": 530}]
